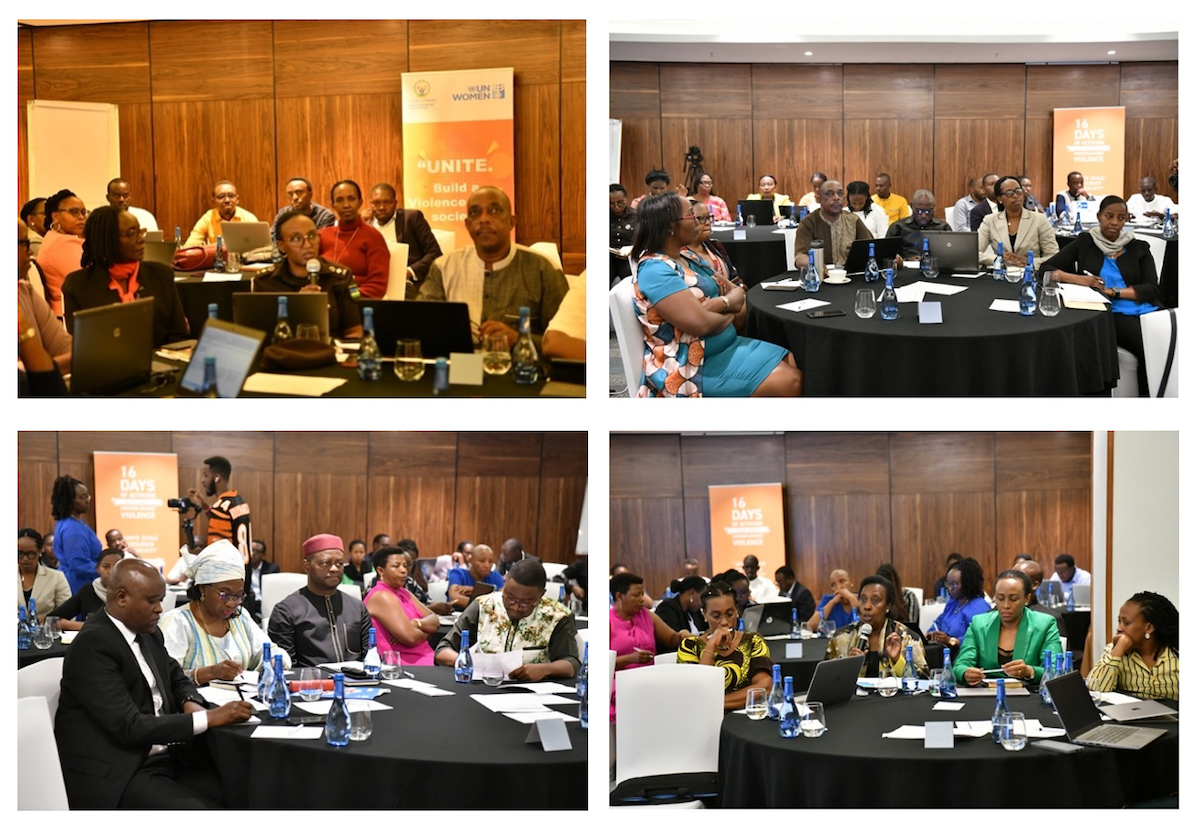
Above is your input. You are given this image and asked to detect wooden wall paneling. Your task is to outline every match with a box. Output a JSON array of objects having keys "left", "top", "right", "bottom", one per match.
[
  {"left": 786, "top": 493, "right": 893, "bottom": 599},
  {"left": 659, "top": 118, "right": 753, "bottom": 201},
  {"left": 536, "top": 477, "right": 589, "bottom": 563},
  {"left": 994, "top": 489, "right": 1092, "bottom": 571},
  {"left": 1118, "top": 62, "right": 1177, "bottom": 119},
  {"left": 31, "top": 23, "right": 152, "bottom": 104},
  {"left": 785, "top": 432, "right": 890, "bottom": 496},
  {"left": 562, "top": 21, "right": 586, "bottom": 85},
  {"left": 18, "top": 29, "right": 33, "bottom": 208},
  {"left": 1025, "top": 64, "right": 1121, "bottom": 116},
  {"left": 750, "top": 119, "right": 844, "bottom": 204},
  {"left": 1123, "top": 117, "right": 1178, "bottom": 201},
  {"left": 366, "top": 432, "right": 458, "bottom": 477},
  {"left": 148, "top": 21, "right": 274, "bottom": 103},
  {"left": 680, "top": 434, "right": 786, "bottom": 496},
  {"left": 116, "top": 104, "right": 157, "bottom": 215},
  {"left": 610, "top": 498, "right": 687, "bottom": 606},
  {"left": 610, "top": 63, "right": 663, "bottom": 190},
  {"left": 932, "top": 119, "right": 1025, "bottom": 208},
  {"left": 454, "top": 476, "right": 541, "bottom": 554},
  {"left": 56, "top": 431, "right": 174, "bottom": 465},
  {"left": 659, "top": 64, "right": 752, "bottom": 120},
  {"left": 272, "top": 471, "right": 370, "bottom": 574},
  {"left": 1023, "top": 117, "right": 1054, "bottom": 207},
  {"left": 889, "top": 432, "right": 995, "bottom": 494},
  {"left": 752, "top": 65, "right": 843, "bottom": 120},
  {"left": 368, "top": 474, "right": 458, "bottom": 561},
  {"left": 995, "top": 432, "right": 1091, "bottom": 491},
  {"left": 682, "top": 496, "right": 713, "bottom": 577},
  {"left": 890, "top": 491, "right": 998, "bottom": 595},
  {"left": 843, "top": 65, "right": 933, "bottom": 119},
  {"left": 272, "top": 21, "right": 408, "bottom": 96},
  {"left": 609, "top": 434, "right": 683, "bottom": 499},
  {"left": 514, "top": 83, "right": 561, "bottom": 248},
  {"left": 272, "top": 432, "right": 368, "bottom": 475},
  {"left": 617, "top": 118, "right": 665, "bottom": 197},
  {"left": 561, "top": 80, "right": 586, "bottom": 275},
  {"left": 934, "top": 65, "right": 1026, "bottom": 117},
  {"left": 407, "top": 20, "right": 561, "bottom": 84},
  {"left": 17, "top": 432, "right": 60, "bottom": 537},
  {"left": 456, "top": 433, "right": 543, "bottom": 477},
  {"left": 842, "top": 119, "right": 934, "bottom": 203},
  {"left": 541, "top": 432, "right": 588, "bottom": 478}
]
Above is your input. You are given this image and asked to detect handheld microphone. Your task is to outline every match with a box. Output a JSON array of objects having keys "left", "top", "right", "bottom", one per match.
[
  {"left": 856, "top": 622, "right": 873, "bottom": 653},
  {"left": 306, "top": 258, "right": 321, "bottom": 286}
]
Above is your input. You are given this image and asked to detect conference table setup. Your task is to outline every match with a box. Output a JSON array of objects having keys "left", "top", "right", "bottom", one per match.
[
  {"left": 709, "top": 224, "right": 796, "bottom": 285},
  {"left": 718, "top": 684, "right": 1179, "bottom": 809},
  {"left": 745, "top": 269, "right": 1119, "bottom": 396}
]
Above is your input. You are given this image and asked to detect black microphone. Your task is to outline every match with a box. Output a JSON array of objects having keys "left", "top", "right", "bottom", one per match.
[{"left": 856, "top": 622, "right": 873, "bottom": 653}]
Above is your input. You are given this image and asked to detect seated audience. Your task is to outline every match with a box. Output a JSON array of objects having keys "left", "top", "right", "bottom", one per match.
[
  {"left": 272, "top": 177, "right": 335, "bottom": 239},
  {"left": 319, "top": 179, "right": 390, "bottom": 299},
  {"left": 341, "top": 538, "right": 371, "bottom": 589},
  {"left": 825, "top": 575, "right": 928, "bottom": 678},
  {"left": 631, "top": 192, "right": 801, "bottom": 397},
  {"left": 677, "top": 581, "right": 773, "bottom": 711},
  {"left": 713, "top": 569, "right": 753, "bottom": 616},
  {"left": 846, "top": 180, "right": 889, "bottom": 238},
  {"left": 363, "top": 183, "right": 442, "bottom": 298},
  {"left": 808, "top": 568, "right": 859, "bottom": 632},
  {"left": 160, "top": 540, "right": 289, "bottom": 683},
  {"left": 18, "top": 528, "right": 70, "bottom": 620},
  {"left": 37, "top": 189, "right": 87, "bottom": 315},
  {"left": 797, "top": 172, "right": 827, "bottom": 210},
  {"left": 1125, "top": 176, "right": 1176, "bottom": 224},
  {"left": 21, "top": 197, "right": 47, "bottom": 255},
  {"left": 794, "top": 179, "right": 873, "bottom": 273},
  {"left": 685, "top": 201, "right": 744, "bottom": 309},
  {"left": 1020, "top": 176, "right": 1045, "bottom": 214},
  {"left": 105, "top": 528, "right": 139, "bottom": 559},
  {"left": 52, "top": 474, "right": 102, "bottom": 594},
  {"left": 654, "top": 575, "right": 707, "bottom": 636},
  {"left": 1040, "top": 196, "right": 1159, "bottom": 396},
  {"left": 55, "top": 559, "right": 254, "bottom": 808},
  {"left": 255, "top": 210, "right": 363, "bottom": 338},
  {"left": 243, "top": 539, "right": 279, "bottom": 622},
  {"left": 268, "top": 534, "right": 372, "bottom": 666},
  {"left": 1087, "top": 591, "right": 1178, "bottom": 701},
  {"left": 447, "top": 542, "right": 505, "bottom": 610},
  {"left": 968, "top": 173, "right": 1001, "bottom": 231},
  {"left": 876, "top": 562, "right": 919, "bottom": 623},
  {"left": 543, "top": 271, "right": 586, "bottom": 360},
  {"left": 872, "top": 173, "right": 910, "bottom": 225},
  {"left": 886, "top": 189, "right": 951, "bottom": 266},
  {"left": 17, "top": 219, "right": 71, "bottom": 381},
  {"left": 927, "top": 556, "right": 990, "bottom": 649},
  {"left": 610, "top": 572, "right": 687, "bottom": 668},
  {"left": 952, "top": 177, "right": 987, "bottom": 232},
  {"left": 1010, "top": 558, "right": 1067, "bottom": 637},
  {"left": 105, "top": 178, "right": 159, "bottom": 232},
  {"left": 436, "top": 559, "right": 580, "bottom": 680},
  {"left": 610, "top": 184, "right": 637, "bottom": 281},
  {"left": 1049, "top": 552, "right": 1092, "bottom": 588},
  {"left": 185, "top": 180, "right": 258, "bottom": 247},
  {"left": 976, "top": 175, "right": 1058, "bottom": 269},
  {"left": 432, "top": 540, "right": 472, "bottom": 581},
  {"left": 692, "top": 173, "right": 731, "bottom": 221},
  {"left": 955, "top": 569, "right": 1062, "bottom": 685},
  {"left": 63, "top": 206, "right": 190, "bottom": 348},
  {"left": 742, "top": 554, "right": 778, "bottom": 602},
  {"left": 418, "top": 186, "right": 567, "bottom": 347},
  {"left": 40, "top": 532, "right": 57, "bottom": 569},
  {"left": 561, "top": 555, "right": 588, "bottom": 612},
  {"left": 745, "top": 174, "right": 791, "bottom": 222},
  {"left": 364, "top": 546, "right": 439, "bottom": 666},
  {"left": 932, "top": 552, "right": 963, "bottom": 599},
  {"left": 774, "top": 565, "right": 816, "bottom": 624},
  {"left": 52, "top": 548, "right": 123, "bottom": 631},
  {"left": 630, "top": 169, "right": 672, "bottom": 211},
  {"left": 1053, "top": 170, "right": 1094, "bottom": 225},
  {"left": 498, "top": 537, "right": 540, "bottom": 576}
]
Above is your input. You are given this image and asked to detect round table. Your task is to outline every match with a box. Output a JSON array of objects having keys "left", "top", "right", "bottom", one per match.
[
  {"left": 746, "top": 271, "right": 1119, "bottom": 395},
  {"left": 719, "top": 688, "right": 1178, "bottom": 808},
  {"left": 710, "top": 225, "right": 794, "bottom": 286},
  {"left": 17, "top": 640, "right": 68, "bottom": 668},
  {"left": 207, "top": 665, "right": 587, "bottom": 809}
]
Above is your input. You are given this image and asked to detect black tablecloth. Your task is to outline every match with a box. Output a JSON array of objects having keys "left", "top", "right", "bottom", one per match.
[
  {"left": 174, "top": 272, "right": 256, "bottom": 338},
  {"left": 207, "top": 665, "right": 587, "bottom": 809},
  {"left": 1060, "top": 609, "right": 1092, "bottom": 652},
  {"left": 17, "top": 640, "right": 68, "bottom": 668},
  {"left": 710, "top": 226, "right": 791, "bottom": 287},
  {"left": 719, "top": 689, "right": 1178, "bottom": 808},
  {"left": 746, "top": 271, "right": 1119, "bottom": 396}
]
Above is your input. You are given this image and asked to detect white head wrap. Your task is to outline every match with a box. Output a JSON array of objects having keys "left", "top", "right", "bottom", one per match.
[{"left": 186, "top": 539, "right": 245, "bottom": 585}]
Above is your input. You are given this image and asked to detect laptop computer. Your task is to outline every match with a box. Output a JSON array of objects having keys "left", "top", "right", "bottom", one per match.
[
  {"left": 233, "top": 292, "right": 331, "bottom": 342},
  {"left": 802, "top": 654, "right": 866, "bottom": 704},
  {"left": 144, "top": 230, "right": 164, "bottom": 242},
  {"left": 358, "top": 299, "right": 474, "bottom": 358},
  {"left": 69, "top": 298, "right": 155, "bottom": 395},
  {"left": 1100, "top": 698, "right": 1177, "bottom": 723},
  {"left": 1068, "top": 585, "right": 1091, "bottom": 606},
  {"left": 843, "top": 237, "right": 903, "bottom": 275},
  {"left": 736, "top": 199, "right": 775, "bottom": 226},
  {"left": 922, "top": 231, "right": 982, "bottom": 273},
  {"left": 742, "top": 601, "right": 793, "bottom": 636},
  {"left": 221, "top": 221, "right": 272, "bottom": 254},
  {"left": 143, "top": 240, "right": 178, "bottom": 267},
  {"left": 176, "top": 318, "right": 267, "bottom": 398},
  {"left": 1046, "top": 670, "right": 1168, "bottom": 749}
]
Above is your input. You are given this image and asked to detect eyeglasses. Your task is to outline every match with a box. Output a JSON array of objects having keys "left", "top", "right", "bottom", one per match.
[
  {"left": 504, "top": 593, "right": 540, "bottom": 610},
  {"left": 1000, "top": 187, "right": 1025, "bottom": 198},
  {"left": 120, "top": 226, "right": 148, "bottom": 241},
  {"left": 215, "top": 589, "right": 246, "bottom": 604},
  {"left": 58, "top": 207, "right": 89, "bottom": 219},
  {"left": 18, "top": 550, "right": 40, "bottom": 559},
  {"left": 693, "top": 214, "right": 712, "bottom": 224},
  {"left": 913, "top": 208, "right": 933, "bottom": 215},
  {"left": 284, "top": 231, "right": 320, "bottom": 245}
]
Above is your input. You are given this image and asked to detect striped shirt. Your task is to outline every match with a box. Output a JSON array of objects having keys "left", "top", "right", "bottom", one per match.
[
  {"left": 207, "top": 490, "right": 252, "bottom": 564},
  {"left": 1087, "top": 643, "right": 1179, "bottom": 701}
]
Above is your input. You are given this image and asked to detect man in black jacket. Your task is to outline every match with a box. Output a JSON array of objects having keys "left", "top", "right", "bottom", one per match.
[
  {"left": 774, "top": 565, "right": 816, "bottom": 625},
  {"left": 364, "top": 182, "right": 443, "bottom": 298}
]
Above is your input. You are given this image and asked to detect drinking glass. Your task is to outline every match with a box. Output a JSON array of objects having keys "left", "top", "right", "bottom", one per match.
[
  {"left": 878, "top": 663, "right": 899, "bottom": 698},
  {"left": 32, "top": 620, "right": 53, "bottom": 649},
  {"left": 381, "top": 651, "right": 403, "bottom": 681},
  {"left": 1000, "top": 711, "right": 1027, "bottom": 751},
  {"left": 800, "top": 701, "right": 826, "bottom": 737},
  {"left": 819, "top": 619, "right": 836, "bottom": 638},
  {"left": 745, "top": 687, "right": 767, "bottom": 720},
  {"left": 746, "top": 214, "right": 757, "bottom": 228},
  {"left": 482, "top": 333, "right": 512, "bottom": 376},
  {"left": 45, "top": 616, "right": 61, "bottom": 642},
  {"left": 394, "top": 339, "right": 425, "bottom": 381},
  {"left": 296, "top": 323, "right": 321, "bottom": 340},
  {"left": 1039, "top": 274, "right": 1062, "bottom": 317},
  {"left": 854, "top": 289, "right": 877, "bottom": 319},
  {"left": 224, "top": 251, "right": 241, "bottom": 273},
  {"left": 480, "top": 656, "right": 504, "bottom": 687},
  {"left": 349, "top": 702, "right": 373, "bottom": 741},
  {"left": 929, "top": 669, "right": 943, "bottom": 698},
  {"left": 298, "top": 667, "right": 323, "bottom": 701},
  {"left": 924, "top": 254, "right": 940, "bottom": 279}
]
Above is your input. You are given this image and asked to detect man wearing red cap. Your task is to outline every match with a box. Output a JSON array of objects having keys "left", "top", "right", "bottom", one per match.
[{"left": 267, "top": 533, "right": 372, "bottom": 668}]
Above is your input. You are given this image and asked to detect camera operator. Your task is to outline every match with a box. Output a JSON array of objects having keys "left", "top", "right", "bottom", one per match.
[{"left": 187, "top": 455, "right": 253, "bottom": 564}]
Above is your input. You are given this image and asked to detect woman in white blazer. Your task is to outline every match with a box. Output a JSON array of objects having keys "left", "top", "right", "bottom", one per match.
[
  {"left": 977, "top": 175, "right": 1059, "bottom": 269},
  {"left": 18, "top": 528, "right": 70, "bottom": 621}
]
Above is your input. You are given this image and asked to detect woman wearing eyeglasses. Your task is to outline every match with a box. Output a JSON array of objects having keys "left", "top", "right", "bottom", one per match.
[
  {"left": 691, "top": 174, "right": 731, "bottom": 222},
  {"left": 37, "top": 189, "right": 88, "bottom": 315},
  {"left": 61, "top": 205, "right": 189, "bottom": 347},
  {"left": 159, "top": 540, "right": 290, "bottom": 685},
  {"left": 684, "top": 201, "right": 746, "bottom": 332},
  {"left": 18, "top": 528, "right": 71, "bottom": 622},
  {"left": 976, "top": 175, "right": 1059, "bottom": 269}
]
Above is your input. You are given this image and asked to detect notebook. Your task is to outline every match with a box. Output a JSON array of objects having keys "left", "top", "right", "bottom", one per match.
[
  {"left": 69, "top": 298, "right": 155, "bottom": 395},
  {"left": 358, "top": 299, "right": 474, "bottom": 358},
  {"left": 1046, "top": 670, "right": 1167, "bottom": 749}
]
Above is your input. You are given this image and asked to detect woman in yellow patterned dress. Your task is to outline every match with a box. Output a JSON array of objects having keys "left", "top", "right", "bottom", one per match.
[{"left": 678, "top": 581, "right": 773, "bottom": 710}]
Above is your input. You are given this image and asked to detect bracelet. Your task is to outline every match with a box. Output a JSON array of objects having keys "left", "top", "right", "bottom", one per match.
[
  {"left": 720, "top": 295, "right": 730, "bottom": 309},
  {"left": 19, "top": 326, "right": 37, "bottom": 344}
]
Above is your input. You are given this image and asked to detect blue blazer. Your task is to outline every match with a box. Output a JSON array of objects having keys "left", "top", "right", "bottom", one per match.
[{"left": 953, "top": 607, "right": 1063, "bottom": 683}]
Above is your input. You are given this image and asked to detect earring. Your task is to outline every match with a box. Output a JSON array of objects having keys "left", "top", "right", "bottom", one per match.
[{"left": 1145, "top": 632, "right": 1151, "bottom": 639}]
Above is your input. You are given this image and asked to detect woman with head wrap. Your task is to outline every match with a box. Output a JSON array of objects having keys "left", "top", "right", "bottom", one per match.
[{"left": 159, "top": 539, "right": 291, "bottom": 684}]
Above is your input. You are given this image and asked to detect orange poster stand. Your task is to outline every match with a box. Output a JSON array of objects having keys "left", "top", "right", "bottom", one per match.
[
  {"left": 707, "top": 483, "right": 786, "bottom": 579},
  {"left": 93, "top": 452, "right": 182, "bottom": 573}
]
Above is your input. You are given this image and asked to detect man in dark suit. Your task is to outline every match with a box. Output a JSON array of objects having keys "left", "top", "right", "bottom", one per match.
[
  {"left": 364, "top": 183, "right": 443, "bottom": 298},
  {"left": 245, "top": 538, "right": 281, "bottom": 622},
  {"left": 498, "top": 537, "right": 541, "bottom": 577},
  {"left": 774, "top": 565, "right": 816, "bottom": 624},
  {"left": 54, "top": 558, "right": 254, "bottom": 809}
]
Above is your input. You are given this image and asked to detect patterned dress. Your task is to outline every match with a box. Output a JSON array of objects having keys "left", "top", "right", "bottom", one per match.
[
  {"left": 677, "top": 631, "right": 773, "bottom": 694},
  {"left": 826, "top": 618, "right": 928, "bottom": 678},
  {"left": 475, "top": 593, "right": 569, "bottom": 664}
]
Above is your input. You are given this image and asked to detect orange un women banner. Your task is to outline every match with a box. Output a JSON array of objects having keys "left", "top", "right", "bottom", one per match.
[
  {"left": 1053, "top": 107, "right": 1125, "bottom": 203},
  {"left": 93, "top": 452, "right": 181, "bottom": 573},
  {"left": 708, "top": 483, "right": 786, "bottom": 578},
  {"left": 402, "top": 68, "right": 515, "bottom": 250}
]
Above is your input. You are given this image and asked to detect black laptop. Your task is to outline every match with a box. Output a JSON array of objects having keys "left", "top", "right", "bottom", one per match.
[
  {"left": 233, "top": 292, "right": 331, "bottom": 342},
  {"left": 69, "top": 298, "right": 155, "bottom": 395},
  {"left": 736, "top": 199, "right": 775, "bottom": 226},
  {"left": 843, "top": 237, "right": 903, "bottom": 275},
  {"left": 802, "top": 654, "right": 866, "bottom": 705},
  {"left": 358, "top": 299, "right": 474, "bottom": 358}
]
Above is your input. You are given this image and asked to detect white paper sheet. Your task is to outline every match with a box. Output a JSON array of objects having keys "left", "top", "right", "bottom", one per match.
[
  {"left": 989, "top": 299, "right": 1021, "bottom": 313},
  {"left": 508, "top": 682, "right": 578, "bottom": 694},
  {"left": 199, "top": 686, "right": 268, "bottom": 711},
  {"left": 1057, "top": 283, "right": 1111, "bottom": 304},
  {"left": 251, "top": 725, "right": 324, "bottom": 739},
  {"left": 409, "top": 685, "right": 455, "bottom": 697},
  {"left": 504, "top": 711, "right": 580, "bottom": 724},
  {"left": 471, "top": 694, "right": 552, "bottom": 713},
  {"left": 381, "top": 678, "right": 437, "bottom": 690},
  {"left": 293, "top": 699, "right": 393, "bottom": 714},
  {"left": 932, "top": 701, "right": 965, "bottom": 711},
  {"left": 472, "top": 650, "right": 525, "bottom": 681},
  {"left": 775, "top": 298, "right": 830, "bottom": 313},
  {"left": 243, "top": 373, "right": 347, "bottom": 396}
]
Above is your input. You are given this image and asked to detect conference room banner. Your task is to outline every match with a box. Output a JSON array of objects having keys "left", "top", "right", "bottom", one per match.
[
  {"left": 708, "top": 483, "right": 786, "bottom": 580},
  {"left": 93, "top": 452, "right": 181, "bottom": 572},
  {"left": 402, "top": 67, "right": 514, "bottom": 250},
  {"left": 1053, "top": 107, "right": 1125, "bottom": 201}
]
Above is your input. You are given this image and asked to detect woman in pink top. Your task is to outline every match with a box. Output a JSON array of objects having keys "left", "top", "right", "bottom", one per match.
[
  {"left": 319, "top": 180, "right": 391, "bottom": 298},
  {"left": 37, "top": 189, "right": 87, "bottom": 315},
  {"left": 692, "top": 174, "right": 731, "bottom": 222},
  {"left": 364, "top": 546, "right": 438, "bottom": 666},
  {"left": 610, "top": 571, "right": 686, "bottom": 720}
]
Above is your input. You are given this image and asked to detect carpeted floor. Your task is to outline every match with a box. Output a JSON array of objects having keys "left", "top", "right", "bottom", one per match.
[{"left": 609, "top": 330, "right": 628, "bottom": 397}]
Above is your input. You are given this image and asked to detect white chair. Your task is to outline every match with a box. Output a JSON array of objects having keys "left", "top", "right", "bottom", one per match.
[
  {"left": 18, "top": 657, "right": 65, "bottom": 720},
  {"left": 27, "top": 261, "right": 47, "bottom": 300},
  {"left": 608, "top": 275, "right": 644, "bottom": 398},
  {"left": 426, "top": 581, "right": 449, "bottom": 605},
  {"left": 613, "top": 663, "right": 723, "bottom": 805},
  {"left": 653, "top": 652, "right": 677, "bottom": 665},
  {"left": 1114, "top": 346, "right": 1140, "bottom": 397},
  {"left": 544, "top": 582, "right": 569, "bottom": 601},
  {"left": 1061, "top": 636, "right": 1069, "bottom": 654},
  {"left": 529, "top": 241, "right": 563, "bottom": 272},
  {"left": 260, "top": 572, "right": 307, "bottom": 628},
  {"left": 337, "top": 583, "right": 362, "bottom": 601},
  {"left": 575, "top": 631, "right": 587, "bottom": 662},
  {"left": 1136, "top": 231, "right": 1167, "bottom": 282},
  {"left": 362, "top": 570, "right": 376, "bottom": 590},
  {"left": 943, "top": 207, "right": 954, "bottom": 224},
  {"left": 1141, "top": 308, "right": 1179, "bottom": 397},
  {"left": 781, "top": 227, "right": 798, "bottom": 271},
  {"left": 906, "top": 587, "right": 924, "bottom": 606},
  {"left": 160, "top": 591, "right": 177, "bottom": 613},
  {"left": 543, "top": 562, "right": 567, "bottom": 581},
  {"left": 431, "top": 228, "right": 457, "bottom": 256},
  {"left": 17, "top": 696, "right": 69, "bottom": 810},
  {"left": 383, "top": 242, "right": 410, "bottom": 300}
]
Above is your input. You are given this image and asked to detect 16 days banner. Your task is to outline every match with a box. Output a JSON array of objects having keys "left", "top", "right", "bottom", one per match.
[
  {"left": 708, "top": 482, "right": 786, "bottom": 578},
  {"left": 93, "top": 451, "right": 181, "bottom": 572}
]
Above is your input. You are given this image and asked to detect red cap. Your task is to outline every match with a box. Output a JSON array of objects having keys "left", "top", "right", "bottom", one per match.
[{"left": 302, "top": 533, "right": 344, "bottom": 557}]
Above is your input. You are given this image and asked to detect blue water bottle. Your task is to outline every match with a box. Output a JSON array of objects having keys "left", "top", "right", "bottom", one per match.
[
  {"left": 1039, "top": 649, "right": 1055, "bottom": 705},
  {"left": 258, "top": 643, "right": 273, "bottom": 701},
  {"left": 1161, "top": 208, "right": 1176, "bottom": 239},
  {"left": 325, "top": 673, "right": 351, "bottom": 746},
  {"left": 17, "top": 608, "right": 32, "bottom": 650},
  {"left": 454, "top": 629, "right": 474, "bottom": 683},
  {"left": 790, "top": 608, "right": 802, "bottom": 640},
  {"left": 992, "top": 242, "right": 1006, "bottom": 281},
  {"left": 900, "top": 645, "right": 918, "bottom": 695},
  {"left": 920, "top": 236, "right": 935, "bottom": 278},
  {"left": 991, "top": 679, "right": 1011, "bottom": 744},
  {"left": 880, "top": 269, "right": 899, "bottom": 320},
  {"left": 1019, "top": 257, "right": 1037, "bottom": 316},
  {"left": 804, "top": 250, "right": 820, "bottom": 293},
  {"left": 578, "top": 643, "right": 589, "bottom": 729},
  {"left": 767, "top": 664, "right": 784, "bottom": 720},
  {"left": 778, "top": 676, "right": 800, "bottom": 738},
  {"left": 363, "top": 627, "right": 381, "bottom": 678},
  {"left": 940, "top": 648, "right": 957, "bottom": 699},
  {"left": 865, "top": 243, "right": 881, "bottom": 283},
  {"left": 267, "top": 653, "right": 291, "bottom": 718}
]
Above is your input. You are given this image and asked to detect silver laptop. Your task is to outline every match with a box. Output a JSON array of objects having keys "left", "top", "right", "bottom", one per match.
[
  {"left": 68, "top": 298, "right": 155, "bottom": 395},
  {"left": 221, "top": 221, "right": 271, "bottom": 254},
  {"left": 1047, "top": 670, "right": 1167, "bottom": 749},
  {"left": 742, "top": 601, "right": 793, "bottom": 636},
  {"left": 1068, "top": 585, "right": 1091, "bottom": 606},
  {"left": 922, "top": 231, "right": 981, "bottom": 273},
  {"left": 1100, "top": 698, "right": 1177, "bottom": 723},
  {"left": 177, "top": 318, "right": 266, "bottom": 398},
  {"left": 801, "top": 654, "right": 866, "bottom": 705}
]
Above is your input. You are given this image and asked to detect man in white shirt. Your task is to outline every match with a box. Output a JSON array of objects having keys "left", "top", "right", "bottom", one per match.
[
  {"left": 106, "top": 178, "right": 159, "bottom": 233},
  {"left": 952, "top": 177, "right": 988, "bottom": 232},
  {"left": 743, "top": 554, "right": 778, "bottom": 602},
  {"left": 364, "top": 183, "right": 443, "bottom": 298},
  {"left": 1049, "top": 553, "right": 1091, "bottom": 589},
  {"left": 1125, "top": 177, "right": 1177, "bottom": 224}
]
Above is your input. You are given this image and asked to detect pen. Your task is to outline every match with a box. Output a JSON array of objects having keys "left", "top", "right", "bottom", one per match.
[
  {"left": 403, "top": 671, "right": 415, "bottom": 679},
  {"left": 236, "top": 685, "right": 245, "bottom": 700}
]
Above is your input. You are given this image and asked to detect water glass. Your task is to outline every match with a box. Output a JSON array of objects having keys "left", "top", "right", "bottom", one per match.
[
  {"left": 394, "top": 339, "right": 425, "bottom": 381},
  {"left": 298, "top": 667, "right": 323, "bottom": 701},
  {"left": 923, "top": 254, "right": 940, "bottom": 279},
  {"left": 800, "top": 701, "right": 826, "bottom": 737},
  {"left": 746, "top": 214, "right": 757, "bottom": 228},
  {"left": 224, "top": 251, "right": 241, "bottom": 273},
  {"left": 381, "top": 651, "right": 403, "bottom": 681},
  {"left": 1039, "top": 274, "right": 1062, "bottom": 317},
  {"left": 878, "top": 663, "right": 899, "bottom": 698},
  {"left": 1000, "top": 711, "right": 1027, "bottom": 751},
  {"left": 32, "top": 620, "right": 54, "bottom": 649},
  {"left": 296, "top": 323, "right": 321, "bottom": 340},
  {"left": 480, "top": 657, "right": 504, "bottom": 687},
  {"left": 45, "top": 616, "right": 61, "bottom": 642},
  {"left": 745, "top": 687, "right": 767, "bottom": 720},
  {"left": 929, "top": 669, "right": 943, "bottom": 698},
  {"left": 482, "top": 333, "right": 513, "bottom": 376},
  {"left": 819, "top": 619, "right": 836, "bottom": 638},
  {"left": 854, "top": 289, "right": 877, "bottom": 319},
  {"left": 349, "top": 702, "right": 373, "bottom": 741}
]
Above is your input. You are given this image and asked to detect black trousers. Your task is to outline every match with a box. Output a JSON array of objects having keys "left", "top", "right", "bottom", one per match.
[
  {"left": 118, "top": 752, "right": 225, "bottom": 809},
  {"left": 1113, "top": 312, "right": 1149, "bottom": 397}
]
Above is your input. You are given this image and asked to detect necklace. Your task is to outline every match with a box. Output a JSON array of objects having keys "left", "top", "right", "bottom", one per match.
[
  {"left": 333, "top": 223, "right": 362, "bottom": 265},
  {"left": 193, "top": 600, "right": 229, "bottom": 638}
]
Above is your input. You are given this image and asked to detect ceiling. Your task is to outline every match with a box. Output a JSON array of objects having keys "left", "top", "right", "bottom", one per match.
[{"left": 610, "top": 20, "right": 1178, "bottom": 64}]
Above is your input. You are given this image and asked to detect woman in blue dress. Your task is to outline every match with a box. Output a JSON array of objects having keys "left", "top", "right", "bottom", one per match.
[
  {"left": 1040, "top": 195, "right": 1161, "bottom": 396},
  {"left": 50, "top": 474, "right": 103, "bottom": 595},
  {"left": 630, "top": 193, "right": 801, "bottom": 397},
  {"left": 926, "top": 556, "right": 991, "bottom": 652}
]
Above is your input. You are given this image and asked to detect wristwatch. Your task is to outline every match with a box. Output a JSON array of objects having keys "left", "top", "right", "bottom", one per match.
[{"left": 19, "top": 326, "right": 37, "bottom": 344}]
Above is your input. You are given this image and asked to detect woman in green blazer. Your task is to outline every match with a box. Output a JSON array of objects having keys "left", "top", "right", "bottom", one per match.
[{"left": 954, "top": 569, "right": 1062, "bottom": 685}]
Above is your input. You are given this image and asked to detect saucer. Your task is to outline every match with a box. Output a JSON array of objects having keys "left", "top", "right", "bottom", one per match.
[{"left": 823, "top": 276, "right": 851, "bottom": 285}]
